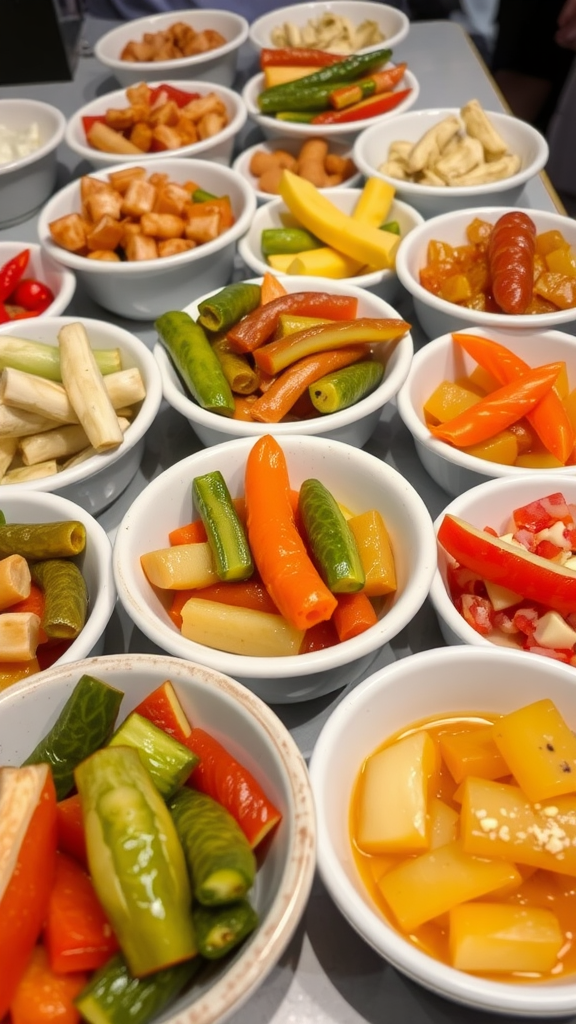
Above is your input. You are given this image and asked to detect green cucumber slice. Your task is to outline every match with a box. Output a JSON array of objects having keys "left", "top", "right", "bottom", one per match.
[
  {"left": 197, "top": 282, "right": 261, "bottom": 333},
  {"left": 309, "top": 360, "right": 385, "bottom": 414},
  {"left": 193, "top": 898, "right": 259, "bottom": 959},
  {"left": 261, "top": 227, "right": 322, "bottom": 257},
  {"left": 298, "top": 478, "right": 365, "bottom": 593},
  {"left": 108, "top": 712, "right": 199, "bottom": 798},
  {"left": 192, "top": 470, "right": 253, "bottom": 582},
  {"left": 30, "top": 559, "right": 88, "bottom": 639},
  {"left": 155, "top": 311, "right": 235, "bottom": 417},
  {"left": 75, "top": 953, "right": 201, "bottom": 1024}
]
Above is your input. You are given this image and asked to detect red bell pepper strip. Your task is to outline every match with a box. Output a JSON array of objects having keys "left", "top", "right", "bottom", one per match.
[
  {"left": 133, "top": 680, "right": 193, "bottom": 744},
  {"left": 260, "top": 47, "right": 346, "bottom": 68},
  {"left": 311, "top": 87, "right": 412, "bottom": 124},
  {"left": 0, "top": 248, "right": 29, "bottom": 303},
  {"left": 329, "top": 64, "right": 407, "bottom": 109},
  {"left": 148, "top": 83, "right": 201, "bottom": 107},
  {"left": 226, "top": 292, "right": 358, "bottom": 353},
  {"left": 438, "top": 513, "right": 576, "bottom": 617},
  {"left": 488, "top": 211, "right": 537, "bottom": 314},
  {"left": 429, "top": 361, "right": 564, "bottom": 448},
  {"left": 0, "top": 764, "right": 57, "bottom": 1018},
  {"left": 9, "top": 945, "right": 87, "bottom": 1024},
  {"left": 44, "top": 851, "right": 119, "bottom": 974},
  {"left": 184, "top": 726, "right": 282, "bottom": 848},
  {"left": 452, "top": 332, "right": 575, "bottom": 464},
  {"left": 55, "top": 793, "right": 88, "bottom": 867}
]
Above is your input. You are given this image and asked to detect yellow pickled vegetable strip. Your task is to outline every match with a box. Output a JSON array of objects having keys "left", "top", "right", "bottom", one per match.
[
  {"left": 347, "top": 510, "right": 397, "bottom": 597},
  {"left": 140, "top": 543, "right": 218, "bottom": 590},
  {"left": 180, "top": 598, "right": 304, "bottom": 657},
  {"left": 449, "top": 903, "right": 563, "bottom": 973}
]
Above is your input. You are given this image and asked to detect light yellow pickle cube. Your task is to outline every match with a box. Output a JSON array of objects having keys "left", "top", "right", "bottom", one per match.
[
  {"left": 492, "top": 698, "right": 576, "bottom": 802},
  {"left": 449, "top": 902, "right": 563, "bottom": 974},
  {"left": 356, "top": 731, "right": 437, "bottom": 854},
  {"left": 428, "top": 796, "right": 459, "bottom": 849},
  {"left": 439, "top": 725, "right": 509, "bottom": 785}
]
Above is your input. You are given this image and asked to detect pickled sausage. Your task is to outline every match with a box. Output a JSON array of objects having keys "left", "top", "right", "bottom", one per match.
[{"left": 487, "top": 211, "right": 536, "bottom": 314}]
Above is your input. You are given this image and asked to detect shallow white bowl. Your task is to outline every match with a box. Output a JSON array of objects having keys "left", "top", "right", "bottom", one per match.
[
  {"left": 154, "top": 275, "right": 414, "bottom": 448},
  {"left": 395, "top": 205, "right": 576, "bottom": 339},
  {"left": 396, "top": 326, "right": 576, "bottom": 497},
  {"left": 0, "top": 489, "right": 115, "bottom": 670},
  {"left": 237, "top": 188, "right": 424, "bottom": 303},
  {"left": 113, "top": 435, "right": 436, "bottom": 703},
  {"left": 431, "top": 473, "right": 576, "bottom": 652},
  {"left": 0, "top": 99, "right": 66, "bottom": 228},
  {"left": 94, "top": 9, "right": 249, "bottom": 89},
  {"left": 309, "top": 644, "right": 576, "bottom": 1017},
  {"left": 242, "top": 67, "right": 419, "bottom": 144},
  {"left": 232, "top": 136, "right": 361, "bottom": 204},
  {"left": 65, "top": 80, "right": 247, "bottom": 170},
  {"left": 0, "top": 315, "right": 163, "bottom": 514},
  {"left": 353, "top": 107, "right": 550, "bottom": 218},
  {"left": 37, "top": 158, "right": 256, "bottom": 320},
  {"left": 0, "top": 241, "right": 75, "bottom": 318},
  {"left": 249, "top": 1, "right": 410, "bottom": 55},
  {"left": 0, "top": 651, "right": 316, "bottom": 1024}
]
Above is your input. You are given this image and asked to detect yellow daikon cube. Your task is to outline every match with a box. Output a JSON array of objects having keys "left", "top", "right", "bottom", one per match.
[
  {"left": 429, "top": 796, "right": 459, "bottom": 849},
  {"left": 356, "top": 731, "right": 437, "bottom": 854},
  {"left": 439, "top": 725, "right": 509, "bottom": 784},
  {"left": 449, "top": 902, "right": 563, "bottom": 973},
  {"left": 462, "top": 430, "right": 519, "bottom": 466},
  {"left": 423, "top": 380, "right": 480, "bottom": 425},
  {"left": 492, "top": 699, "right": 576, "bottom": 802}
]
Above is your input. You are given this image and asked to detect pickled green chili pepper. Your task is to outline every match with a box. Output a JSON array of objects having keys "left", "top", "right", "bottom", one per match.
[
  {"left": 197, "top": 282, "right": 261, "bottom": 333},
  {"left": 193, "top": 899, "right": 259, "bottom": 960},
  {"left": 0, "top": 519, "right": 86, "bottom": 559},
  {"left": 309, "top": 360, "right": 385, "bottom": 414},
  {"left": 155, "top": 310, "right": 235, "bottom": 416},
  {"left": 75, "top": 954, "right": 201, "bottom": 1024}
]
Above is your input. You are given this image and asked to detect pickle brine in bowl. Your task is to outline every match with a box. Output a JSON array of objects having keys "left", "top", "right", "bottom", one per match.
[
  {"left": 0, "top": 489, "right": 115, "bottom": 688},
  {"left": 0, "top": 652, "right": 316, "bottom": 1022},
  {"left": 153, "top": 275, "right": 414, "bottom": 449}
]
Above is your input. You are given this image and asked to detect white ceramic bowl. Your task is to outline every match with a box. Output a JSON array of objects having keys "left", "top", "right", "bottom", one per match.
[
  {"left": 309, "top": 644, "right": 576, "bottom": 1018},
  {"left": 396, "top": 325, "right": 576, "bottom": 497},
  {"left": 0, "top": 99, "right": 66, "bottom": 228},
  {"left": 0, "top": 651, "right": 316, "bottom": 1024},
  {"left": 0, "top": 489, "right": 115, "bottom": 671},
  {"left": 154, "top": 275, "right": 414, "bottom": 448},
  {"left": 0, "top": 315, "right": 163, "bottom": 514},
  {"left": 431, "top": 473, "right": 576, "bottom": 653},
  {"left": 242, "top": 67, "right": 419, "bottom": 144},
  {"left": 249, "top": 1, "right": 410, "bottom": 55},
  {"left": 113, "top": 435, "right": 436, "bottom": 703},
  {"left": 0, "top": 241, "right": 75, "bottom": 318},
  {"left": 353, "top": 107, "right": 550, "bottom": 218},
  {"left": 232, "top": 136, "right": 361, "bottom": 204},
  {"left": 65, "top": 80, "right": 247, "bottom": 170},
  {"left": 37, "top": 158, "right": 256, "bottom": 320},
  {"left": 238, "top": 188, "right": 424, "bottom": 303},
  {"left": 94, "top": 9, "right": 249, "bottom": 89},
  {"left": 395, "top": 205, "right": 576, "bottom": 339}
]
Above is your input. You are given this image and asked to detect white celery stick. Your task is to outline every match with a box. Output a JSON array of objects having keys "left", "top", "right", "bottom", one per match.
[{"left": 58, "top": 322, "right": 123, "bottom": 453}]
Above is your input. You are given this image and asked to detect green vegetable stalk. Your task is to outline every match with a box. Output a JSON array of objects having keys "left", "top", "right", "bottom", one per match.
[{"left": 155, "top": 310, "right": 235, "bottom": 417}]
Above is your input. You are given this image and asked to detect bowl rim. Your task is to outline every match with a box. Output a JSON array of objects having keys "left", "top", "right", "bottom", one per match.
[
  {"left": 396, "top": 325, "right": 576, "bottom": 478},
  {"left": 112, "top": 434, "right": 437, "bottom": 680},
  {"left": 65, "top": 79, "right": 247, "bottom": 164},
  {"left": 0, "top": 650, "right": 317, "bottom": 1024},
  {"left": 395, "top": 205, "right": 576, "bottom": 329},
  {"left": 154, "top": 274, "right": 414, "bottom": 437},
  {"left": 94, "top": 8, "right": 249, "bottom": 71},
  {"left": 248, "top": 0, "right": 410, "bottom": 52},
  {"left": 352, "top": 106, "right": 550, "bottom": 197},
  {"left": 309, "top": 643, "right": 576, "bottom": 1016},
  {"left": 0, "top": 240, "right": 76, "bottom": 316},
  {"left": 0, "top": 314, "right": 163, "bottom": 493},
  {"left": 37, "top": 158, "right": 257, "bottom": 275},
  {"left": 242, "top": 67, "right": 420, "bottom": 136},
  {"left": 0, "top": 98, "right": 66, "bottom": 175}
]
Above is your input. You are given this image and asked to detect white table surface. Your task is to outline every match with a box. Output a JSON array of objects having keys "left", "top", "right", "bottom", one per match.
[{"left": 0, "top": 19, "right": 571, "bottom": 1024}]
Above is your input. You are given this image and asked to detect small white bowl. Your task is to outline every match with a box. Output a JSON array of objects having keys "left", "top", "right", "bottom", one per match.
[
  {"left": 0, "top": 99, "right": 66, "bottom": 228},
  {"left": 0, "top": 489, "right": 115, "bottom": 671},
  {"left": 0, "top": 652, "right": 316, "bottom": 1024},
  {"left": 232, "top": 136, "right": 361, "bottom": 204},
  {"left": 309, "top": 644, "right": 576, "bottom": 1018},
  {"left": 0, "top": 315, "right": 163, "bottom": 515},
  {"left": 395, "top": 205, "right": 576, "bottom": 339},
  {"left": 238, "top": 188, "right": 424, "bottom": 303},
  {"left": 155, "top": 275, "right": 414, "bottom": 448},
  {"left": 0, "top": 241, "right": 75, "bottom": 318},
  {"left": 396, "top": 326, "right": 576, "bottom": 497},
  {"left": 353, "top": 107, "right": 550, "bottom": 218},
  {"left": 65, "top": 80, "right": 247, "bottom": 170},
  {"left": 37, "top": 158, "right": 256, "bottom": 321},
  {"left": 94, "top": 9, "right": 249, "bottom": 89},
  {"left": 242, "top": 68, "right": 419, "bottom": 144},
  {"left": 249, "top": 1, "right": 410, "bottom": 55},
  {"left": 113, "top": 435, "right": 436, "bottom": 703},
  {"left": 431, "top": 473, "right": 576, "bottom": 653}
]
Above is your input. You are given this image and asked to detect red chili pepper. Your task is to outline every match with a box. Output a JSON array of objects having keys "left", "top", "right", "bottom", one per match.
[
  {"left": 488, "top": 211, "right": 537, "bottom": 314},
  {"left": 148, "top": 83, "right": 201, "bottom": 107},
  {"left": 260, "top": 47, "right": 345, "bottom": 68},
  {"left": 11, "top": 278, "right": 55, "bottom": 312},
  {"left": 0, "top": 248, "right": 29, "bottom": 303},
  {"left": 311, "top": 87, "right": 412, "bottom": 124}
]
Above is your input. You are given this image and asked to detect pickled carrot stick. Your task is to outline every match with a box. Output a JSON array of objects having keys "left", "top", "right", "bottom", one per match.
[
  {"left": 332, "top": 591, "right": 378, "bottom": 642},
  {"left": 429, "top": 362, "right": 564, "bottom": 448},
  {"left": 169, "top": 520, "right": 207, "bottom": 545},
  {"left": 250, "top": 345, "right": 367, "bottom": 423},
  {"left": 260, "top": 271, "right": 288, "bottom": 305},
  {"left": 245, "top": 435, "right": 337, "bottom": 630},
  {"left": 452, "top": 333, "right": 575, "bottom": 464}
]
